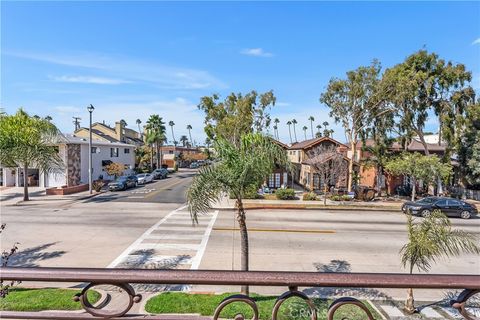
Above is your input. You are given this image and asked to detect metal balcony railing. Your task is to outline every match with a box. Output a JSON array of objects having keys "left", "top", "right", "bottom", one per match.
[{"left": 0, "top": 267, "right": 478, "bottom": 319}]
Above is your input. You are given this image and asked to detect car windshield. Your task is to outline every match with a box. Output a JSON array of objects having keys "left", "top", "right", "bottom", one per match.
[
  {"left": 137, "top": 174, "right": 146, "bottom": 177},
  {"left": 117, "top": 177, "right": 128, "bottom": 182},
  {"left": 417, "top": 197, "right": 438, "bottom": 204}
]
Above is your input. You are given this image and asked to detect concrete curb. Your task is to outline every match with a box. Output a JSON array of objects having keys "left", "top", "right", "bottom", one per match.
[
  {"left": 212, "top": 204, "right": 401, "bottom": 211},
  {"left": 12, "top": 190, "right": 105, "bottom": 206}
]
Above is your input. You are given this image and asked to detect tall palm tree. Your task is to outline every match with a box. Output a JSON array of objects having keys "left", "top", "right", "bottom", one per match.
[
  {"left": 136, "top": 119, "right": 142, "bottom": 139},
  {"left": 302, "top": 125, "right": 308, "bottom": 140},
  {"left": 120, "top": 119, "right": 128, "bottom": 127},
  {"left": 286, "top": 121, "right": 293, "bottom": 144},
  {"left": 180, "top": 135, "right": 188, "bottom": 147},
  {"left": 292, "top": 119, "right": 298, "bottom": 142},
  {"left": 168, "top": 121, "right": 176, "bottom": 146},
  {"left": 273, "top": 118, "right": 280, "bottom": 139},
  {"left": 316, "top": 124, "right": 322, "bottom": 138},
  {"left": 0, "top": 109, "right": 64, "bottom": 201},
  {"left": 186, "top": 125, "right": 193, "bottom": 147},
  {"left": 322, "top": 121, "right": 331, "bottom": 137},
  {"left": 273, "top": 125, "right": 278, "bottom": 140},
  {"left": 45, "top": 115, "right": 53, "bottom": 122},
  {"left": 401, "top": 211, "right": 479, "bottom": 313},
  {"left": 187, "top": 133, "right": 290, "bottom": 295},
  {"left": 308, "top": 116, "right": 315, "bottom": 138},
  {"left": 146, "top": 115, "right": 166, "bottom": 169}
]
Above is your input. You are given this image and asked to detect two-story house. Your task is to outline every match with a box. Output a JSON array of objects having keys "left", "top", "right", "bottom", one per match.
[{"left": 75, "top": 121, "right": 144, "bottom": 147}]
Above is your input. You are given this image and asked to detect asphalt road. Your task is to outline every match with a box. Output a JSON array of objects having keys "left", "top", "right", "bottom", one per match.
[{"left": 86, "top": 168, "right": 197, "bottom": 204}]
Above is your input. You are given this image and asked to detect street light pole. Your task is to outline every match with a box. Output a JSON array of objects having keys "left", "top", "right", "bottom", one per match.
[{"left": 87, "top": 104, "right": 95, "bottom": 194}]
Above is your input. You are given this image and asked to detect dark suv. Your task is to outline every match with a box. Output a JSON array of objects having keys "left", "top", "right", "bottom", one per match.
[
  {"left": 152, "top": 168, "right": 168, "bottom": 180},
  {"left": 108, "top": 175, "right": 138, "bottom": 191},
  {"left": 402, "top": 197, "right": 478, "bottom": 219}
]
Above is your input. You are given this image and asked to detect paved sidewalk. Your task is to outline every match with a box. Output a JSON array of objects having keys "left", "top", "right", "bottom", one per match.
[{"left": 0, "top": 187, "right": 99, "bottom": 206}]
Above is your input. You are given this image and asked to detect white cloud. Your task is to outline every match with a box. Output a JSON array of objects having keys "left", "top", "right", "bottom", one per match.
[
  {"left": 7, "top": 51, "right": 227, "bottom": 90},
  {"left": 54, "top": 106, "right": 81, "bottom": 114},
  {"left": 51, "top": 75, "right": 131, "bottom": 85},
  {"left": 240, "top": 48, "right": 273, "bottom": 57},
  {"left": 472, "top": 38, "right": 480, "bottom": 45}
]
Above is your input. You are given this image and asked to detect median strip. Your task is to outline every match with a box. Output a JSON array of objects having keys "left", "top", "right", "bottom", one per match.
[{"left": 212, "top": 227, "right": 336, "bottom": 234}]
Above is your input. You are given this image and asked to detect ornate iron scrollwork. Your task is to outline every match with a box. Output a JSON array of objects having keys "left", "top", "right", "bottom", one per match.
[
  {"left": 73, "top": 282, "right": 142, "bottom": 318},
  {"left": 213, "top": 294, "right": 259, "bottom": 320},
  {"left": 272, "top": 290, "right": 317, "bottom": 320},
  {"left": 327, "top": 297, "right": 374, "bottom": 320},
  {"left": 451, "top": 289, "right": 480, "bottom": 320}
]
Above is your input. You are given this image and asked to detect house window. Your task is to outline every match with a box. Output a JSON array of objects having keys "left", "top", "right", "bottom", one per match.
[
  {"left": 269, "top": 174, "right": 275, "bottom": 188},
  {"left": 275, "top": 173, "right": 281, "bottom": 188},
  {"left": 110, "top": 148, "right": 119, "bottom": 157},
  {"left": 91, "top": 147, "right": 98, "bottom": 154},
  {"left": 124, "top": 148, "right": 130, "bottom": 154}
]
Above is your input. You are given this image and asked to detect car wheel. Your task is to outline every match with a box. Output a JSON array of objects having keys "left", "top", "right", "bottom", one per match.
[
  {"left": 460, "top": 210, "right": 471, "bottom": 219},
  {"left": 421, "top": 209, "right": 431, "bottom": 218}
]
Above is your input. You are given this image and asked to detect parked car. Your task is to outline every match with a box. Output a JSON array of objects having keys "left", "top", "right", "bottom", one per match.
[
  {"left": 402, "top": 196, "right": 478, "bottom": 219},
  {"left": 152, "top": 168, "right": 168, "bottom": 180},
  {"left": 136, "top": 173, "right": 154, "bottom": 185},
  {"left": 108, "top": 175, "right": 137, "bottom": 191},
  {"left": 189, "top": 162, "right": 199, "bottom": 169}
]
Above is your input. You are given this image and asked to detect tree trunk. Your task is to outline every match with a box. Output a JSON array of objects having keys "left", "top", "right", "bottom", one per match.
[
  {"left": 23, "top": 164, "right": 29, "bottom": 201},
  {"left": 347, "top": 141, "right": 356, "bottom": 192},
  {"left": 150, "top": 145, "right": 154, "bottom": 169},
  {"left": 159, "top": 144, "right": 163, "bottom": 168},
  {"left": 156, "top": 142, "right": 160, "bottom": 169},
  {"left": 236, "top": 198, "right": 249, "bottom": 295},
  {"left": 411, "top": 177, "right": 416, "bottom": 202},
  {"left": 417, "top": 133, "right": 430, "bottom": 156},
  {"left": 405, "top": 287, "right": 416, "bottom": 314}
]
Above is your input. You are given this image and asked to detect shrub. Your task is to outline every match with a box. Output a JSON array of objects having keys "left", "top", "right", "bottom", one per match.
[
  {"left": 92, "top": 180, "right": 105, "bottom": 192},
  {"left": 302, "top": 192, "right": 317, "bottom": 201},
  {"left": 243, "top": 185, "right": 262, "bottom": 199},
  {"left": 275, "top": 188, "right": 296, "bottom": 200},
  {"left": 330, "top": 195, "right": 352, "bottom": 201}
]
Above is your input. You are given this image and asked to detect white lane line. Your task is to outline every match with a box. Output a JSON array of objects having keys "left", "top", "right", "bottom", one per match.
[
  {"left": 145, "top": 234, "right": 204, "bottom": 240},
  {"left": 190, "top": 210, "right": 219, "bottom": 270},
  {"left": 106, "top": 204, "right": 187, "bottom": 268},
  {"left": 136, "top": 243, "right": 200, "bottom": 251}
]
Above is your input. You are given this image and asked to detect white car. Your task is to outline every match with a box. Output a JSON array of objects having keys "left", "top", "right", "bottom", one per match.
[{"left": 136, "top": 173, "right": 154, "bottom": 184}]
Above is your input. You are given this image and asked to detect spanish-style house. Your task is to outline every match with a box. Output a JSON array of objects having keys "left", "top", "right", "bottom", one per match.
[{"left": 288, "top": 137, "right": 359, "bottom": 191}]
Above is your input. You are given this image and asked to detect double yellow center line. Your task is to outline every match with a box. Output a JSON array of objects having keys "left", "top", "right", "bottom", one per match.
[{"left": 213, "top": 227, "right": 336, "bottom": 234}]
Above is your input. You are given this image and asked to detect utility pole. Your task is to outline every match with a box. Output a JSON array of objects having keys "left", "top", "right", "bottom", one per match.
[{"left": 87, "top": 105, "right": 95, "bottom": 194}]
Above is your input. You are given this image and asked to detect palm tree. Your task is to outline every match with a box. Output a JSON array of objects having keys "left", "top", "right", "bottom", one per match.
[
  {"left": 273, "top": 125, "right": 278, "bottom": 140},
  {"left": 316, "top": 124, "right": 322, "bottom": 138},
  {"left": 308, "top": 116, "right": 315, "bottom": 138},
  {"left": 302, "top": 125, "right": 308, "bottom": 140},
  {"left": 187, "top": 133, "right": 290, "bottom": 295},
  {"left": 292, "top": 119, "right": 298, "bottom": 142},
  {"left": 120, "top": 119, "right": 128, "bottom": 127},
  {"left": 186, "top": 125, "right": 193, "bottom": 147},
  {"left": 146, "top": 115, "right": 166, "bottom": 169},
  {"left": 45, "top": 115, "right": 53, "bottom": 122},
  {"left": 136, "top": 119, "right": 142, "bottom": 139},
  {"left": 401, "top": 211, "right": 479, "bottom": 313},
  {"left": 286, "top": 121, "right": 293, "bottom": 144},
  {"left": 0, "top": 109, "right": 64, "bottom": 201},
  {"left": 180, "top": 135, "right": 188, "bottom": 147},
  {"left": 322, "top": 121, "right": 331, "bottom": 137},
  {"left": 168, "top": 121, "right": 176, "bottom": 146},
  {"left": 274, "top": 118, "right": 280, "bottom": 139}
]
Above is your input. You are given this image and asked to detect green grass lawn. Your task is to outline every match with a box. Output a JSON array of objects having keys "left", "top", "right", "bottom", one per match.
[
  {"left": 145, "top": 292, "right": 380, "bottom": 320},
  {"left": 0, "top": 288, "right": 101, "bottom": 311}
]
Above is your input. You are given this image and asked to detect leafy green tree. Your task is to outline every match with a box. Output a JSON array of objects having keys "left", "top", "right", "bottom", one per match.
[
  {"left": 186, "top": 125, "right": 193, "bottom": 147},
  {"left": 456, "top": 100, "right": 480, "bottom": 188},
  {"left": 291, "top": 119, "right": 298, "bottom": 142},
  {"left": 198, "top": 90, "right": 276, "bottom": 147},
  {"left": 0, "top": 109, "right": 64, "bottom": 201},
  {"left": 104, "top": 162, "right": 125, "bottom": 179},
  {"left": 187, "top": 133, "right": 290, "bottom": 295},
  {"left": 320, "top": 60, "right": 389, "bottom": 191},
  {"left": 401, "top": 211, "right": 479, "bottom": 313},
  {"left": 146, "top": 115, "right": 166, "bottom": 169},
  {"left": 381, "top": 50, "right": 473, "bottom": 156},
  {"left": 286, "top": 121, "right": 293, "bottom": 144},
  {"left": 384, "top": 153, "right": 451, "bottom": 201},
  {"left": 308, "top": 116, "right": 315, "bottom": 138}
]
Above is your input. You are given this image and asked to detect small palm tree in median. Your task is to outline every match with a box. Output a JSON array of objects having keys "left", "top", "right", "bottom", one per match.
[
  {"left": 401, "top": 210, "right": 479, "bottom": 314},
  {"left": 187, "top": 133, "right": 290, "bottom": 295}
]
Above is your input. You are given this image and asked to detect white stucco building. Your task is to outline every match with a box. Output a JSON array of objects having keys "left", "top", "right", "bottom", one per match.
[{"left": 1, "top": 134, "right": 136, "bottom": 188}]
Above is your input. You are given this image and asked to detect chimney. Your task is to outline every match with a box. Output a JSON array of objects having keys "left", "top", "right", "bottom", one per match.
[{"left": 115, "top": 121, "right": 124, "bottom": 142}]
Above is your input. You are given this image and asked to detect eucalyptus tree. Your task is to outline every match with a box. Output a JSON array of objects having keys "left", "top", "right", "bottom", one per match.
[
  {"left": 320, "top": 60, "right": 390, "bottom": 191},
  {"left": 381, "top": 50, "right": 473, "bottom": 156},
  {"left": 146, "top": 115, "right": 166, "bottom": 168},
  {"left": 186, "top": 125, "right": 193, "bottom": 146},
  {"left": 286, "top": 121, "right": 293, "bottom": 144},
  {"left": 302, "top": 125, "right": 308, "bottom": 140},
  {"left": 198, "top": 90, "right": 276, "bottom": 147},
  {"left": 168, "top": 121, "right": 176, "bottom": 146},
  {"left": 291, "top": 119, "right": 298, "bottom": 142},
  {"left": 401, "top": 211, "right": 479, "bottom": 313},
  {"left": 0, "top": 109, "right": 64, "bottom": 201},
  {"left": 457, "top": 99, "right": 480, "bottom": 188},
  {"left": 308, "top": 116, "right": 315, "bottom": 138},
  {"left": 187, "top": 133, "right": 290, "bottom": 295}
]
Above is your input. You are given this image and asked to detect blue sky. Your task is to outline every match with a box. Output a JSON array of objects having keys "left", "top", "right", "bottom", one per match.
[{"left": 2, "top": 1, "right": 479, "bottom": 144}]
